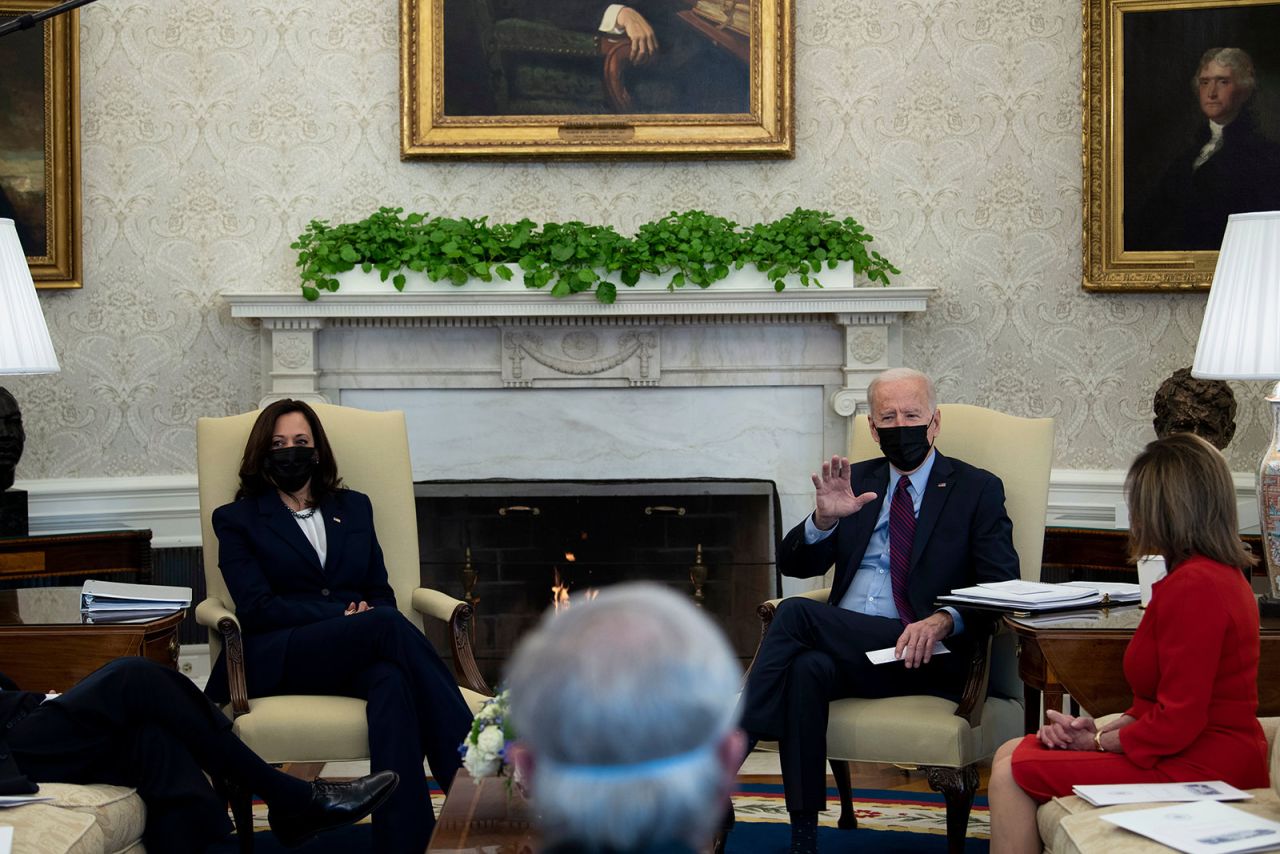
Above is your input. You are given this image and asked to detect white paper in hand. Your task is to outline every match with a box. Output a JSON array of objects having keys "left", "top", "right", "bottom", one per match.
[{"left": 866, "top": 642, "right": 950, "bottom": 665}]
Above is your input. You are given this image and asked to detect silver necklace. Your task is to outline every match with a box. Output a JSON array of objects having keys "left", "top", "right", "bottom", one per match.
[{"left": 282, "top": 497, "right": 317, "bottom": 519}]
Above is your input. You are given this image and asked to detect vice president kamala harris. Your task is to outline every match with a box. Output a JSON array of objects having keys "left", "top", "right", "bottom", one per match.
[{"left": 204, "top": 399, "right": 472, "bottom": 854}]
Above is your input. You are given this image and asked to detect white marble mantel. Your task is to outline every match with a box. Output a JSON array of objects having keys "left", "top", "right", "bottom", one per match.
[
  {"left": 224, "top": 280, "right": 934, "bottom": 416},
  {"left": 224, "top": 278, "right": 932, "bottom": 538}
]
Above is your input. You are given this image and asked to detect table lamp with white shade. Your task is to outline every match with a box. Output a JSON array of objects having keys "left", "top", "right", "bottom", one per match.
[
  {"left": 1192, "top": 210, "right": 1280, "bottom": 613},
  {"left": 0, "top": 217, "right": 61, "bottom": 536}
]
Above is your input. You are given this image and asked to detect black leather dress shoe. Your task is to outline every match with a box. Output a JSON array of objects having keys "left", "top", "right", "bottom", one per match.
[{"left": 268, "top": 770, "right": 399, "bottom": 848}]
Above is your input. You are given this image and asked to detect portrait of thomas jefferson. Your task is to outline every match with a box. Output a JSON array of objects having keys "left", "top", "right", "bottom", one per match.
[
  {"left": 441, "top": 0, "right": 749, "bottom": 116},
  {"left": 1126, "top": 46, "right": 1280, "bottom": 252}
]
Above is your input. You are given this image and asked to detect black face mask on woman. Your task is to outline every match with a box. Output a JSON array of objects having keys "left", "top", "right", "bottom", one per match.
[
  {"left": 264, "top": 446, "right": 317, "bottom": 493},
  {"left": 876, "top": 422, "right": 934, "bottom": 472}
]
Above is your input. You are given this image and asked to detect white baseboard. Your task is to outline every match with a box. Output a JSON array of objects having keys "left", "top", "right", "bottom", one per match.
[
  {"left": 13, "top": 469, "right": 1259, "bottom": 548},
  {"left": 179, "top": 642, "right": 211, "bottom": 689}
]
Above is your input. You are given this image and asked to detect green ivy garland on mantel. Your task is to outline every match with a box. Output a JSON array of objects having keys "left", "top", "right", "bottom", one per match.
[{"left": 292, "top": 207, "right": 900, "bottom": 304}]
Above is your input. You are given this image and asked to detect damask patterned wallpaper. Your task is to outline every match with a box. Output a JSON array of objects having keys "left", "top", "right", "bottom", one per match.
[{"left": 7, "top": 0, "right": 1265, "bottom": 479}]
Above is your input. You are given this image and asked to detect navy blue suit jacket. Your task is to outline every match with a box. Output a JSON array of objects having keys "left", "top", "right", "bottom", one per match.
[
  {"left": 778, "top": 451, "right": 1019, "bottom": 653},
  {"left": 205, "top": 489, "right": 397, "bottom": 703}
]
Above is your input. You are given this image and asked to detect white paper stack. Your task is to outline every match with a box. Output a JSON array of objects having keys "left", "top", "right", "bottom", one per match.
[
  {"left": 1074, "top": 781, "right": 1252, "bottom": 806},
  {"left": 80, "top": 580, "right": 191, "bottom": 613},
  {"left": 938, "top": 580, "right": 1105, "bottom": 611},
  {"left": 1062, "top": 581, "right": 1141, "bottom": 604},
  {"left": 1102, "top": 801, "right": 1280, "bottom": 854},
  {"left": 0, "top": 794, "right": 54, "bottom": 808}
]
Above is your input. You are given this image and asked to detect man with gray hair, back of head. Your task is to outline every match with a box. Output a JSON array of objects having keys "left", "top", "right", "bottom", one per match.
[{"left": 507, "top": 582, "right": 745, "bottom": 854}]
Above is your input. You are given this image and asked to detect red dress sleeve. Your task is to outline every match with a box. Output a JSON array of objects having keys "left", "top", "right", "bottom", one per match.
[{"left": 1117, "top": 572, "right": 1229, "bottom": 768}]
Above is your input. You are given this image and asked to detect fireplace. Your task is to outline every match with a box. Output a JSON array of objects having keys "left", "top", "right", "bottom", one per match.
[
  {"left": 226, "top": 283, "right": 931, "bottom": 647},
  {"left": 416, "top": 479, "right": 779, "bottom": 687}
]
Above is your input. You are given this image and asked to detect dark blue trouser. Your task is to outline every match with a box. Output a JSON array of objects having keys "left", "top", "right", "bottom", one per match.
[
  {"left": 739, "top": 598, "right": 966, "bottom": 815},
  {"left": 275, "top": 607, "right": 472, "bottom": 854}
]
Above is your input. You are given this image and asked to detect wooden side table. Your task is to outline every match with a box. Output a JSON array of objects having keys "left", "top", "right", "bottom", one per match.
[
  {"left": 1006, "top": 606, "right": 1280, "bottom": 732},
  {"left": 0, "top": 529, "right": 152, "bottom": 584},
  {"left": 0, "top": 586, "right": 183, "bottom": 693},
  {"left": 427, "top": 770, "right": 535, "bottom": 853}
]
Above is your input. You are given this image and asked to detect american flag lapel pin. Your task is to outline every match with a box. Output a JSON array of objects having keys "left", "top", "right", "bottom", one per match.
[
  {"left": 937, "top": 483, "right": 946, "bottom": 488},
  {"left": 333, "top": 516, "right": 342, "bottom": 524}
]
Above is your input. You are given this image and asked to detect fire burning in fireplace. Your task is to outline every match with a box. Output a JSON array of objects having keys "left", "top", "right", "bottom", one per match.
[
  {"left": 551, "top": 562, "right": 597, "bottom": 612},
  {"left": 416, "top": 479, "right": 777, "bottom": 685}
]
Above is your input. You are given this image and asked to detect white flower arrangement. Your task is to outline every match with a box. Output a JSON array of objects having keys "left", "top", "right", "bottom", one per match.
[{"left": 460, "top": 689, "right": 514, "bottom": 778}]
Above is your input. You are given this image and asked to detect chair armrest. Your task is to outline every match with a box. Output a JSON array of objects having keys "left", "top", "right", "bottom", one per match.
[
  {"left": 195, "top": 597, "right": 239, "bottom": 631},
  {"left": 411, "top": 587, "right": 493, "bottom": 697},
  {"left": 953, "top": 623, "right": 998, "bottom": 727},
  {"left": 746, "top": 588, "right": 833, "bottom": 681},
  {"left": 194, "top": 597, "right": 250, "bottom": 718},
  {"left": 757, "top": 586, "right": 831, "bottom": 625},
  {"left": 598, "top": 35, "right": 634, "bottom": 111}
]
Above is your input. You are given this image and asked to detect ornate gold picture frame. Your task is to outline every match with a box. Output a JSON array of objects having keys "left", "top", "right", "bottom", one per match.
[
  {"left": 401, "top": 0, "right": 793, "bottom": 158},
  {"left": 0, "top": 2, "right": 81, "bottom": 288},
  {"left": 1083, "top": 0, "right": 1280, "bottom": 291}
]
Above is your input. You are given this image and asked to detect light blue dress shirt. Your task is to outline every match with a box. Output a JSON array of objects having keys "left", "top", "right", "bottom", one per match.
[{"left": 803, "top": 452, "right": 964, "bottom": 635}]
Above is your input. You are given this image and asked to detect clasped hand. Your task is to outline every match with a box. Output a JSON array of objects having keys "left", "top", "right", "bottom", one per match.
[
  {"left": 344, "top": 601, "right": 372, "bottom": 616},
  {"left": 1037, "top": 709, "right": 1097, "bottom": 750}
]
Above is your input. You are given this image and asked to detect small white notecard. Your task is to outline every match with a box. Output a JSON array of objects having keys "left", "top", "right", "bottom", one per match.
[{"left": 865, "top": 642, "right": 950, "bottom": 665}]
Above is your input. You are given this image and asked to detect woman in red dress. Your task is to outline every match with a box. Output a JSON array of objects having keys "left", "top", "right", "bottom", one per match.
[{"left": 988, "top": 432, "right": 1268, "bottom": 853}]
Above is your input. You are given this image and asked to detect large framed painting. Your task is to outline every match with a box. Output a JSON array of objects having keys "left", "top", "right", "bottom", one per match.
[
  {"left": 1083, "top": 0, "right": 1280, "bottom": 291},
  {"left": 400, "top": 0, "right": 793, "bottom": 158},
  {"left": 0, "top": 2, "right": 81, "bottom": 288}
]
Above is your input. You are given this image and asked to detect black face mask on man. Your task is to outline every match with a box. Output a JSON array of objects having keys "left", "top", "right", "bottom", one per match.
[
  {"left": 876, "top": 421, "right": 934, "bottom": 472},
  {"left": 264, "top": 446, "right": 317, "bottom": 493}
]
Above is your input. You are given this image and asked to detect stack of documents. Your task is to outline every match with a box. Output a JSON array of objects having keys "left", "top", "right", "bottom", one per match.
[
  {"left": 0, "top": 795, "right": 53, "bottom": 808},
  {"left": 1062, "top": 581, "right": 1141, "bottom": 604},
  {"left": 938, "top": 579, "right": 1139, "bottom": 611},
  {"left": 1102, "top": 800, "right": 1280, "bottom": 853},
  {"left": 1074, "top": 781, "right": 1252, "bottom": 806},
  {"left": 80, "top": 580, "right": 191, "bottom": 614}
]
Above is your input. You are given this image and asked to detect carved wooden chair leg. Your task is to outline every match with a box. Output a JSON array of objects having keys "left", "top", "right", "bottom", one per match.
[
  {"left": 213, "top": 775, "right": 255, "bottom": 854},
  {"left": 829, "top": 759, "right": 858, "bottom": 830},
  {"left": 925, "top": 765, "right": 978, "bottom": 854}
]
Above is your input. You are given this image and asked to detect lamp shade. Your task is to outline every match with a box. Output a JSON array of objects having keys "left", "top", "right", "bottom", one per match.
[
  {"left": 1192, "top": 210, "right": 1280, "bottom": 381},
  {"left": 0, "top": 218, "right": 59, "bottom": 375}
]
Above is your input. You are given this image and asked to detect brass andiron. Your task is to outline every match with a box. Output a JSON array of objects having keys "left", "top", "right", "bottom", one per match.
[
  {"left": 460, "top": 547, "right": 480, "bottom": 613},
  {"left": 690, "top": 543, "right": 708, "bottom": 607}
]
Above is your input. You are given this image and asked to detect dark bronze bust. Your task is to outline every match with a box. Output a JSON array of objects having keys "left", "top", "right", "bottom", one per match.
[
  {"left": 0, "top": 388, "right": 25, "bottom": 492},
  {"left": 1152, "top": 367, "right": 1237, "bottom": 450}
]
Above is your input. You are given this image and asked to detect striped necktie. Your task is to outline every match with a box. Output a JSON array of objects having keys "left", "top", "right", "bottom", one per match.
[{"left": 889, "top": 476, "right": 918, "bottom": 624}]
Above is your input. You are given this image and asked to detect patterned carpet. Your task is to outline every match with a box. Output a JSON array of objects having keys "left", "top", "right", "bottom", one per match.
[
  {"left": 733, "top": 778, "right": 991, "bottom": 838},
  {"left": 208, "top": 776, "right": 991, "bottom": 852}
]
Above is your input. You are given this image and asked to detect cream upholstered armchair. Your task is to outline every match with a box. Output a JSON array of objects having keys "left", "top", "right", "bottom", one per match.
[
  {"left": 194, "top": 404, "right": 490, "bottom": 849},
  {"left": 754, "top": 403, "right": 1054, "bottom": 853}
]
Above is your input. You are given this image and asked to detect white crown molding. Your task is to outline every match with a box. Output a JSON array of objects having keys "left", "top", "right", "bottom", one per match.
[
  {"left": 12, "top": 469, "right": 1259, "bottom": 549},
  {"left": 222, "top": 285, "right": 936, "bottom": 320}
]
